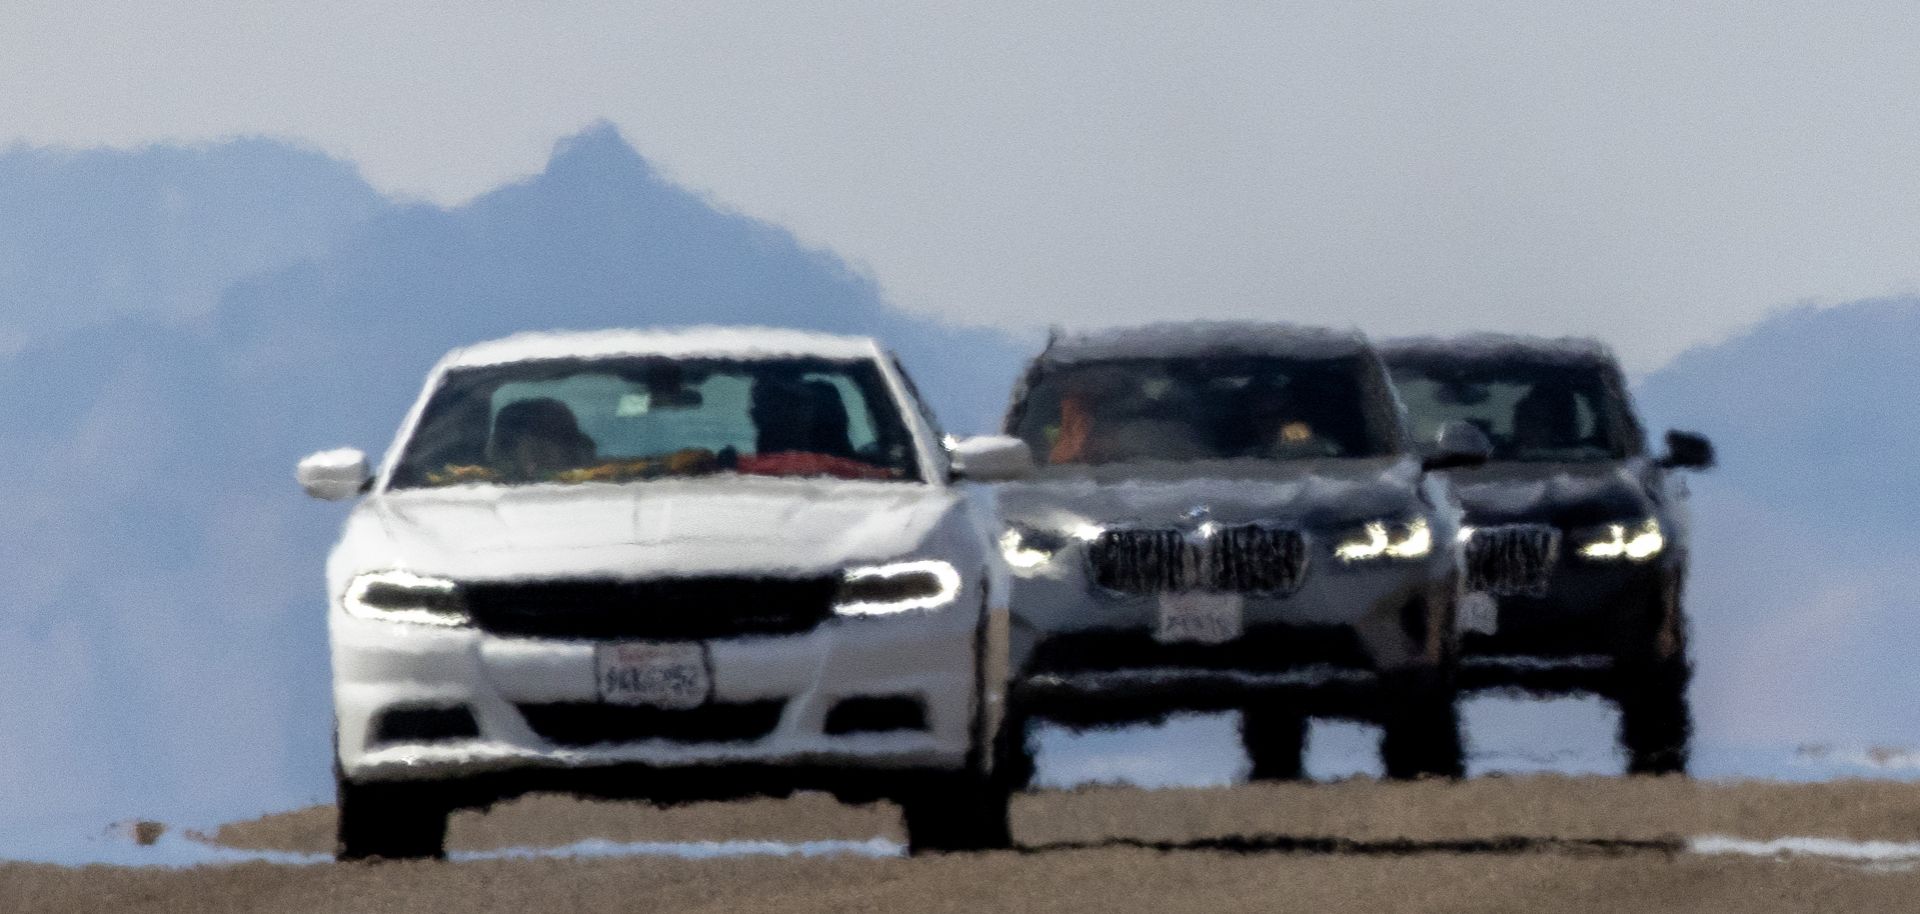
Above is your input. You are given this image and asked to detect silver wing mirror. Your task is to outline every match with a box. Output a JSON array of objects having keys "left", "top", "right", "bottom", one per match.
[
  {"left": 298, "top": 448, "right": 372, "bottom": 500},
  {"left": 949, "top": 435, "right": 1035, "bottom": 482}
]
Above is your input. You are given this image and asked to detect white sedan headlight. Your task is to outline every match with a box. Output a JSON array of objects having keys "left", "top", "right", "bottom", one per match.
[
  {"left": 1334, "top": 518, "right": 1433, "bottom": 562},
  {"left": 834, "top": 560, "right": 963, "bottom": 616},
  {"left": 343, "top": 570, "right": 469, "bottom": 626},
  {"left": 1576, "top": 518, "right": 1665, "bottom": 561}
]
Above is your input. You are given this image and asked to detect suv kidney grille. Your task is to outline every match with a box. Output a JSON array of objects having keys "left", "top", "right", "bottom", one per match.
[
  {"left": 1463, "top": 525, "right": 1561, "bottom": 597},
  {"left": 1089, "top": 526, "right": 1306, "bottom": 595},
  {"left": 463, "top": 576, "right": 839, "bottom": 640}
]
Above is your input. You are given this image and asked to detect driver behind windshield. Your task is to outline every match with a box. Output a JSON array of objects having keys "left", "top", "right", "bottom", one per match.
[
  {"left": 1511, "top": 380, "right": 1584, "bottom": 453},
  {"left": 488, "top": 397, "right": 599, "bottom": 481}
]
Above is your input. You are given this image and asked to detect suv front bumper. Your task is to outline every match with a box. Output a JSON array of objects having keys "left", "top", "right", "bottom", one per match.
[
  {"left": 1459, "top": 561, "right": 1678, "bottom": 693},
  {"left": 1006, "top": 558, "right": 1449, "bottom": 724}
]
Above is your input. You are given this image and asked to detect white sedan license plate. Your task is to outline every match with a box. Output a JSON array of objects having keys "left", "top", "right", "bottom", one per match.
[
  {"left": 596, "top": 642, "right": 711, "bottom": 709},
  {"left": 1155, "top": 592, "right": 1245, "bottom": 644}
]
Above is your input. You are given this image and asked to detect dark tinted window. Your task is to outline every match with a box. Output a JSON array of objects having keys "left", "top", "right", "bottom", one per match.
[
  {"left": 1010, "top": 355, "right": 1399, "bottom": 466},
  {"left": 1389, "top": 361, "right": 1637, "bottom": 461}
]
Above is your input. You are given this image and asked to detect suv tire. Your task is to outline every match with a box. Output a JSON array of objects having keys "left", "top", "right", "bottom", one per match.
[
  {"left": 1378, "top": 668, "right": 1464, "bottom": 780},
  {"left": 1617, "top": 655, "right": 1691, "bottom": 775},
  {"left": 1240, "top": 708, "right": 1307, "bottom": 781}
]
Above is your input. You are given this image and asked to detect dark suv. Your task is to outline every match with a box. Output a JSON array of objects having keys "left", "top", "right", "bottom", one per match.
[
  {"left": 993, "top": 322, "right": 1489, "bottom": 783},
  {"left": 1381, "top": 335, "right": 1713, "bottom": 774}
]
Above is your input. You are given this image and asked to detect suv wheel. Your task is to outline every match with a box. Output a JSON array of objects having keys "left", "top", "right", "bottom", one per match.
[
  {"left": 1240, "top": 708, "right": 1307, "bottom": 781},
  {"left": 336, "top": 771, "right": 453, "bottom": 861},
  {"left": 1378, "top": 668, "right": 1464, "bottom": 780},
  {"left": 898, "top": 773, "right": 1013, "bottom": 855},
  {"left": 994, "top": 708, "right": 1038, "bottom": 792},
  {"left": 1617, "top": 656, "right": 1691, "bottom": 774},
  {"left": 1616, "top": 578, "right": 1692, "bottom": 775}
]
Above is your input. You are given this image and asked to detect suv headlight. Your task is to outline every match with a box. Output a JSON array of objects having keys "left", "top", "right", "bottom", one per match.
[
  {"left": 999, "top": 526, "right": 1067, "bottom": 569},
  {"left": 835, "top": 560, "right": 963, "bottom": 615},
  {"left": 997, "top": 522, "right": 1103, "bottom": 570},
  {"left": 344, "top": 570, "right": 468, "bottom": 626},
  {"left": 1576, "top": 518, "right": 1664, "bottom": 560},
  {"left": 1334, "top": 518, "right": 1433, "bottom": 562}
]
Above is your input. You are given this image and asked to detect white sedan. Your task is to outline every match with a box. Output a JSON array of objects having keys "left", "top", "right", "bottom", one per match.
[{"left": 300, "top": 327, "right": 1032, "bottom": 859}]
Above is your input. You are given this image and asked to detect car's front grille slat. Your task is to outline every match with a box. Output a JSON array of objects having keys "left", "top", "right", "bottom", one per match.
[
  {"left": 463, "top": 576, "right": 839, "bottom": 641},
  {"left": 1463, "top": 524, "right": 1561, "bottom": 597},
  {"left": 517, "top": 700, "right": 786, "bottom": 747},
  {"left": 1089, "top": 525, "right": 1306, "bottom": 596}
]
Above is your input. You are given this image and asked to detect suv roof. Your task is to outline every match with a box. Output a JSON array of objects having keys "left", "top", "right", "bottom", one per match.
[
  {"left": 1036, "top": 321, "right": 1373, "bottom": 364},
  {"left": 444, "top": 326, "right": 883, "bottom": 369},
  {"left": 1379, "top": 333, "right": 1619, "bottom": 369}
]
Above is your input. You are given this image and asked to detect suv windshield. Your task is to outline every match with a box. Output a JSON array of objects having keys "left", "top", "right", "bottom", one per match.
[
  {"left": 1388, "top": 360, "right": 1637, "bottom": 462},
  {"left": 1010, "top": 355, "right": 1400, "bottom": 466},
  {"left": 391, "top": 356, "right": 921, "bottom": 488}
]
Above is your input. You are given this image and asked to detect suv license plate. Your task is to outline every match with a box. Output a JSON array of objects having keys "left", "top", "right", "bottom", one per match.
[
  {"left": 596, "top": 642, "right": 711, "bottom": 709},
  {"left": 1156, "top": 592, "right": 1244, "bottom": 644}
]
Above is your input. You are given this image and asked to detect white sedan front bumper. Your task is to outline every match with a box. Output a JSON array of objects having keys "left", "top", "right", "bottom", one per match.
[{"left": 331, "top": 601, "right": 990, "bottom": 785}]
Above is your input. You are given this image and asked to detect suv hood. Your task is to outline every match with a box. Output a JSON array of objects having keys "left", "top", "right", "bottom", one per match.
[
  {"left": 366, "top": 477, "right": 960, "bottom": 580},
  {"left": 1449, "top": 461, "right": 1653, "bottom": 527},
  {"left": 996, "top": 458, "right": 1424, "bottom": 531}
]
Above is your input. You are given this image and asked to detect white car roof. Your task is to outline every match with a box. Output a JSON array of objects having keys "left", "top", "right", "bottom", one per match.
[{"left": 443, "top": 326, "right": 884, "bottom": 369}]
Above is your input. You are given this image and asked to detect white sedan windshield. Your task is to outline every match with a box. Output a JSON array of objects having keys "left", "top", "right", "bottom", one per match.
[{"left": 391, "top": 356, "right": 921, "bottom": 488}]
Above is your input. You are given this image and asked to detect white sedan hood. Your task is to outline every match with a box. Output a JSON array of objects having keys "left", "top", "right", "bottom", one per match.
[{"left": 365, "top": 477, "right": 961, "bottom": 581}]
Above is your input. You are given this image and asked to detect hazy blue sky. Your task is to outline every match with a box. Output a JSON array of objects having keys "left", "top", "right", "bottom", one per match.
[{"left": 11, "top": 3, "right": 1920, "bottom": 370}]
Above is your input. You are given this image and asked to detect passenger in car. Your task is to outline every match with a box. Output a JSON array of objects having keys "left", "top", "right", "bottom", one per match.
[
  {"left": 1511, "top": 382, "right": 1583, "bottom": 453},
  {"left": 751, "top": 376, "right": 856, "bottom": 458},
  {"left": 490, "top": 397, "right": 599, "bottom": 481}
]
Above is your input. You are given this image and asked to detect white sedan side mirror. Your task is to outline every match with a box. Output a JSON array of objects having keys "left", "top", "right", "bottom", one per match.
[
  {"left": 299, "top": 448, "right": 373, "bottom": 500},
  {"left": 949, "top": 435, "right": 1034, "bottom": 482}
]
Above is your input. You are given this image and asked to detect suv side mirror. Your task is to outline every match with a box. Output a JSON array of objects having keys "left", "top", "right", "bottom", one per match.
[
  {"left": 1423, "top": 420, "right": 1492, "bottom": 472},
  {"left": 949, "top": 435, "right": 1034, "bottom": 482},
  {"left": 299, "top": 448, "right": 373, "bottom": 500},
  {"left": 1659, "top": 429, "right": 1715, "bottom": 470}
]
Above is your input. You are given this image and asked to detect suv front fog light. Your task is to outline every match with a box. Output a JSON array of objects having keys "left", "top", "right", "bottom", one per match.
[
  {"left": 835, "top": 560, "right": 962, "bottom": 616},
  {"left": 1334, "top": 518, "right": 1433, "bottom": 562},
  {"left": 344, "top": 570, "right": 469, "bottom": 626},
  {"left": 1577, "top": 518, "right": 1665, "bottom": 561}
]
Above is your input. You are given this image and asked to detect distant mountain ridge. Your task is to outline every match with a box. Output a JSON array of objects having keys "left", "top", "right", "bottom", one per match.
[
  {"left": 3, "top": 122, "right": 1915, "bottom": 838},
  {"left": 1636, "top": 297, "right": 1920, "bottom": 542},
  {"left": 1634, "top": 297, "right": 1920, "bottom": 746},
  {"left": 0, "top": 137, "right": 384, "bottom": 349},
  {"left": 0, "top": 125, "right": 1031, "bottom": 831}
]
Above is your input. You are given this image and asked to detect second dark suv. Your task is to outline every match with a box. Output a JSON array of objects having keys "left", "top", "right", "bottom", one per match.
[{"left": 1382, "top": 335, "right": 1713, "bottom": 774}]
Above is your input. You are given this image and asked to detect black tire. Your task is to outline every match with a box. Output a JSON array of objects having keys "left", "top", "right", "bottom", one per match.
[
  {"left": 1615, "top": 575, "right": 1692, "bottom": 775},
  {"left": 1618, "top": 655, "right": 1692, "bottom": 775},
  {"left": 1240, "top": 708, "right": 1307, "bottom": 781},
  {"left": 994, "top": 708, "right": 1038, "bottom": 792},
  {"left": 1378, "top": 668, "right": 1464, "bottom": 780},
  {"left": 899, "top": 774, "right": 1013, "bottom": 855},
  {"left": 336, "top": 772, "right": 453, "bottom": 861}
]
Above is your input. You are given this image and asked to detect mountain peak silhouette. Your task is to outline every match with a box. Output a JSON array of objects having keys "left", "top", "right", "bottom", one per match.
[{"left": 0, "top": 133, "right": 1030, "bottom": 834}]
